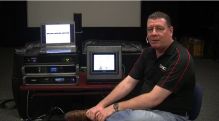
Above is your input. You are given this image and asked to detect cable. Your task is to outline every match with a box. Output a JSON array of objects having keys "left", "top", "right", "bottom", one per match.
[
  {"left": 25, "top": 91, "right": 47, "bottom": 121},
  {"left": 49, "top": 106, "right": 65, "bottom": 114},
  {"left": 43, "top": 106, "right": 65, "bottom": 121},
  {"left": 122, "top": 64, "right": 126, "bottom": 76},
  {"left": 26, "top": 90, "right": 31, "bottom": 120}
]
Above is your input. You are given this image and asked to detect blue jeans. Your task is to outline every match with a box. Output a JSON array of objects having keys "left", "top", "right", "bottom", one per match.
[{"left": 106, "top": 109, "right": 189, "bottom": 121}]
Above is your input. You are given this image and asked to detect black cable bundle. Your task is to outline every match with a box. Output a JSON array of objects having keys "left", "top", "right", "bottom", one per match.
[{"left": 42, "top": 106, "right": 65, "bottom": 121}]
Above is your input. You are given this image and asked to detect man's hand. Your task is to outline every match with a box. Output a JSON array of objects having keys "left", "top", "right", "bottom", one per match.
[
  {"left": 86, "top": 105, "right": 104, "bottom": 120},
  {"left": 95, "top": 105, "right": 115, "bottom": 121}
]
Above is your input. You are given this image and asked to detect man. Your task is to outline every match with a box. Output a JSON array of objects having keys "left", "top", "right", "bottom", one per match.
[{"left": 66, "top": 11, "right": 195, "bottom": 121}]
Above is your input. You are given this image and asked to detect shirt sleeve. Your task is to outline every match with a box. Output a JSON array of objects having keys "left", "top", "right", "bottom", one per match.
[{"left": 128, "top": 49, "right": 148, "bottom": 80}]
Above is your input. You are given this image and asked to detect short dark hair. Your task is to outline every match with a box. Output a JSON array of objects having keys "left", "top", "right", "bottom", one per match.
[{"left": 148, "top": 11, "right": 172, "bottom": 26}]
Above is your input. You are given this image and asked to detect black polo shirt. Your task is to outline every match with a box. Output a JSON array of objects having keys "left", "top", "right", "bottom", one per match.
[{"left": 129, "top": 41, "right": 195, "bottom": 116}]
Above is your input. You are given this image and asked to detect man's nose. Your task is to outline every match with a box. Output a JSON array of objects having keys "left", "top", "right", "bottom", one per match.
[{"left": 151, "top": 28, "right": 158, "bottom": 34}]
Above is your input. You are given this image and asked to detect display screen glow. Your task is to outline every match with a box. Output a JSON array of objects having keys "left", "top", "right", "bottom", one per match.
[
  {"left": 50, "top": 67, "right": 58, "bottom": 73},
  {"left": 93, "top": 54, "right": 115, "bottom": 71},
  {"left": 45, "top": 24, "right": 71, "bottom": 44}
]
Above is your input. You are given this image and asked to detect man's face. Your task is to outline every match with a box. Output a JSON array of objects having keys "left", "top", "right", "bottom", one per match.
[{"left": 147, "top": 18, "right": 173, "bottom": 50}]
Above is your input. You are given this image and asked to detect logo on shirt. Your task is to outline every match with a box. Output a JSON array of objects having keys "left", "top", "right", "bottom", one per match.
[{"left": 159, "top": 64, "right": 167, "bottom": 72}]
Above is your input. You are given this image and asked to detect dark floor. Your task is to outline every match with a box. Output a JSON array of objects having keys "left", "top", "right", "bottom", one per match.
[{"left": 0, "top": 47, "right": 219, "bottom": 121}]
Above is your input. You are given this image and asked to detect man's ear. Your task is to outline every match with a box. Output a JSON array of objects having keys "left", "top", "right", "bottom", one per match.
[{"left": 169, "top": 26, "right": 173, "bottom": 36}]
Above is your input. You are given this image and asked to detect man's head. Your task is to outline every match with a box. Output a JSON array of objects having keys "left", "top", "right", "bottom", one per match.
[{"left": 146, "top": 11, "right": 174, "bottom": 51}]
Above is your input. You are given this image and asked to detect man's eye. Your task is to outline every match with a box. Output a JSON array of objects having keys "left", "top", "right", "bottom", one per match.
[
  {"left": 147, "top": 28, "right": 153, "bottom": 32},
  {"left": 147, "top": 26, "right": 165, "bottom": 33},
  {"left": 157, "top": 27, "right": 165, "bottom": 31}
]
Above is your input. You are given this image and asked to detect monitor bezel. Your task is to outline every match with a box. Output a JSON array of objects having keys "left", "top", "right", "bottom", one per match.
[{"left": 87, "top": 45, "right": 122, "bottom": 82}]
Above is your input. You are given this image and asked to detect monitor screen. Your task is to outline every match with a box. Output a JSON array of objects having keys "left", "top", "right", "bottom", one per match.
[
  {"left": 41, "top": 23, "right": 75, "bottom": 45},
  {"left": 87, "top": 45, "right": 122, "bottom": 82},
  {"left": 93, "top": 53, "right": 115, "bottom": 72}
]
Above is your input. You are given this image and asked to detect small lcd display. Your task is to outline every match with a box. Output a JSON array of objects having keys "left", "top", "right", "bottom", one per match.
[
  {"left": 50, "top": 67, "right": 58, "bottom": 73},
  {"left": 54, "top": 78, "right": 65, "bottom": 82},
  {"left": 93, "top": 54, "right": 115, "bottom": 71}
]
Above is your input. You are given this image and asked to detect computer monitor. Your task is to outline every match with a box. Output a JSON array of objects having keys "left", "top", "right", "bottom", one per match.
[
  {"left": 87, "top": 45, "right": 122, "bottom": 82},
  {"left": 41, "top": 23, "right": 75, "bottom": 45}
]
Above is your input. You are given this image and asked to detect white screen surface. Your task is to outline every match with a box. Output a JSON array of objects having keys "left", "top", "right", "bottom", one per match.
[
  {"left": 28, "top": 1, "right": 140, "bottom": 27},
  {"left": 94, "top": 54, "right": 115, "bottom": 71},
  {"left": 45, "top": 24, "right": 70, "bottom": 44}
]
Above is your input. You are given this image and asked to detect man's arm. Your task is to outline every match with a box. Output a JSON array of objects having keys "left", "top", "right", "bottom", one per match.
[
  {"left": 86, "top": 75, "right": 138, "bottom": 120},
  {"left": 118, "top": 85, "right": 172, "bottom": 110},
  {"left": 97, "top": 75, "right": 139, "bottom": 108}
]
